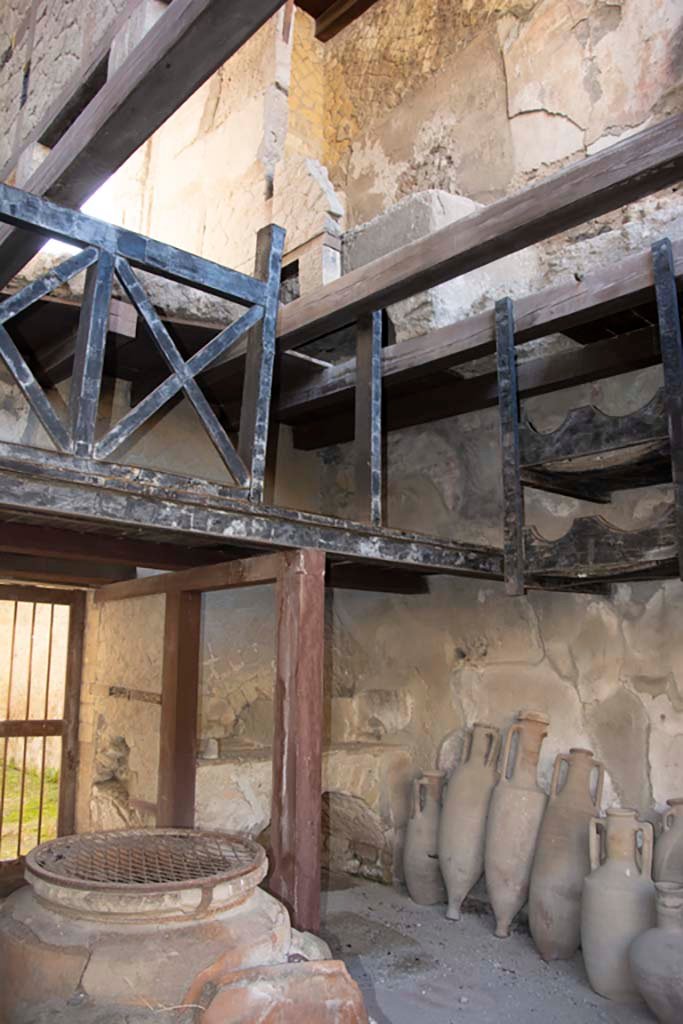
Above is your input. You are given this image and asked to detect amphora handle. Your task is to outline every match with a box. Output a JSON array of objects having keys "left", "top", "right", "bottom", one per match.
[
  {"left": 500, "top": 723, "right": 522, "bottom": 783},
  {"left": 592, "top": 761, "right": 605, "bottom": 811},
  {"left": 637, "top": 821, "right": 654, "bottom": 878},
  {"left": 589, "top": 817, "right": 605, "bottom": 872},
  {"left": 550, "top": 754, "right": 569, "bottom": 799},
  {"left": 472, "top": 725, "right": 501, "bottom": 768},
  {"left": 663, "top": 810, "right": 675, "bottom": 831},
  {"left": 410, "top": 777, "right": 424, "bottom": 819}
]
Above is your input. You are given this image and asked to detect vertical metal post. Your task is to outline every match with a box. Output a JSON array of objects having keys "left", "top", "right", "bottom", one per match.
[
  {"left": 354, "top": 310, "right": 383, "bottom": 526},
  {"left": 495, "top": 297, "right": 525, "bottom": 596},
  {"left": 652, "top": 237, "right": 683, "bottom": 579},
  {"left": 238, "top": 224, "right": 286, "bottom": 504},
  {"left": 70, "top": 249, "right": 115, "bottom": 455}
]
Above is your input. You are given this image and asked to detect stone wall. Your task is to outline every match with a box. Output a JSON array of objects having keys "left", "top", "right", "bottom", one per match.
[{"left": 322, "top": 0, "right": 683, "bottom": 224}]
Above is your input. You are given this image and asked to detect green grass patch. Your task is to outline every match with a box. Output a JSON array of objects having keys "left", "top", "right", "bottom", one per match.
[{"left": 0, "top": 762, "right": 59, "bottom": 859}]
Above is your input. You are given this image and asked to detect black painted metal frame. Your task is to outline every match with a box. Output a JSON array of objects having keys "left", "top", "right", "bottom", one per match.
[
  {"left": 495, "top": 235, "right": 682, "bottom": 589},
  {"left": 0, "top": 183, "right": 284, "bottom": 501},
  {"left": 0, "top": 184, "right": 507, "bottom": 578}
]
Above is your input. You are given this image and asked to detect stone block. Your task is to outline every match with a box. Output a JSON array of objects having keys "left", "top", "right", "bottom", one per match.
[
  {"left": 343, "top": 190, "right": 540, "bottom": 342},
  {"left": 15, "top": 142, "right": 50, "bottom": 188}
]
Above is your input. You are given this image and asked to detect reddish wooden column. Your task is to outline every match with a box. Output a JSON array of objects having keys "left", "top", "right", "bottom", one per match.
[
  {"left": 157, "top": 590, "right": 202, "bottom": 828},
  {"left": 270, "top": 548, "right": 326, "bottom": 932}
]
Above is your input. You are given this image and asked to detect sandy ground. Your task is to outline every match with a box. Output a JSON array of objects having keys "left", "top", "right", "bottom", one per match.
[{"left": 320, "top": 873, "right": 655, "bottom": 1024}]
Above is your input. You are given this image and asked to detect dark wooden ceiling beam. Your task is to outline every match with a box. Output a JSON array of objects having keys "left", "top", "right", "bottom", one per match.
[
  {"left": 0, "top": 553, "right": 135, "bottom": 587},
  {"left": 312, "top": 0, "right": 379, "bottom": 41},
  {"left": 277, "top": 115, "right": 683, "bottom": 350},
  {"left": 0, "top": 521, "right": 236, "bottom": 570},
  {"left": 0, "top": 0, "right": 285, "bottom": 287}
]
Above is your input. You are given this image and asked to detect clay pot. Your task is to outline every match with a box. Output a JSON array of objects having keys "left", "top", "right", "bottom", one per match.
[
  {"left": 438, "top": 723, "right": 500, "bottom": 921},
  {"left": 529, "top": 748, "right": 604, "bottom": 960},
  {"left": 581, "top": 808, "right": 656, "bottom": 1003},
  {"left": 404, "top": 770, "right": 446, "bottom": 905},
  {"left": 654, "top": 798, "right": 683, "bottom": 883},
  {"left": 630, "top": 882, "right": 683, "bottom": 1024},
  {"left": 484, "top": 710, "right": 549, "bottom": 938}
]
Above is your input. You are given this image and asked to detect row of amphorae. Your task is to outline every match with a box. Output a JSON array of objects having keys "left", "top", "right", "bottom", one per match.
[{"left": 403, "top": 709, "right": 683, "bottom": 1023}]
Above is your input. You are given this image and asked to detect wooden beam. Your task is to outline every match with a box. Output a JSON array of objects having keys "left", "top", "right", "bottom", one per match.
[
  {"left": 276, "top": 239, "right": 683, "bottom": 424},
  {"left": 270, "top": 549, "right": 325, "bottom": 932},
  {"left": 237, "top": 224, "right": 286, "bottom": 503},
  {"left": 495, "top": 298, "right": 525, "bottom": 596},
  {"left": 326, "top": 563, "right": 428, "bottom": 594},
  {"left": 58, "top": 591, "right": 86, "bottom": 835},
  {"left": 354, "top": 311, "right": 383, "bottom": 526},
  {"left": 292, "top": 325, "right": 662, "bottom": 448},
  {"left": 94, "top": 553, "right": 283, "bottom": 603},
  {"left": 0, "top": 0, "right": 285, "bottom": 286},
  {"left": 0, "top": 720, "right": 64, "bottom": 738},
  {"left": 277, "top": 115, "right": 683, "bottom": 350},
  {"left": 157, "top": 590, "right": 202, "bottom": 828},
  {"left": 0, "top": 522, "right": 235, "bottom": 570},
  {"left": 314, "top": 0, "right": 378, "bottom": 41},
  {"left": 0, "top": 554, "right": 135, "bottom": 587},
  {"left": 0, "top": 584, "right": 78, "bottom": 604}
]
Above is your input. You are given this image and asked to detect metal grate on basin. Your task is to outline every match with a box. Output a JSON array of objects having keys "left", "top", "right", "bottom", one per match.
[{"left": 25, "top": 828, "right": 265, "bottom": 893}]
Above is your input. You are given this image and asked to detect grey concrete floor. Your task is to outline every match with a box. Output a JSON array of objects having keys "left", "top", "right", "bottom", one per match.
[{"left": 320, "top": 873, "right": 655, "bottom": 1024}]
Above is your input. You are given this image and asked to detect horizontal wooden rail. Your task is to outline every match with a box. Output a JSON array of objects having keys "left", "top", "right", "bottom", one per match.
[
  {"left": 277, "top": 236, "right": 683, "bottom": 423},
  {"left": 291, "top": 326, "right": 662, "bottom": 448},
  {"left": 277, "top": 114, "right": 683, "bottom": 349},
  {"left": 0, "top": 183, "right": 266, "bottom": 306},
  {"left": 94, "top": 553, "right": 283, "bottom": 602},
  {"left": 0, "top": 719, "right": 64, "bottom": 738}
]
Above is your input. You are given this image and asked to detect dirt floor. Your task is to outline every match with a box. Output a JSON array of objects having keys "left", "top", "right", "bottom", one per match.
[{"left": 320, "top": 873, "right": 655, "bottom": 1024}]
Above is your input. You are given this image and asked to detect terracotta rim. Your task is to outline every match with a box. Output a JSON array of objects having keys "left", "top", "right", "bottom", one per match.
[
  {"left": 517, "top": 709, "right": 550, "bottom": 724},
  {"left": 666, "top": 797, "right": 683, "bottom": 806},
  {"left": 568, "top": 747, "right": 594, "bottom": 756},
  {"left": 25, "top": 828, "right": 265, "bottom": 895}
]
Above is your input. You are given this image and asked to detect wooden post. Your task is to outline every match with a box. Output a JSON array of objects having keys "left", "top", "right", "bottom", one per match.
[
  {"left": 354, "top": 311, "right": 383, "bottom": 526},
  {"left": 495, "top": 297, "right": 525, "bottom": 596},
  {"left": 157, "top": 590, "right": 202, "bottom": 827},
  {"left": 57, "top": 592, "right": 86, "bottom": 836},
  {"left": 270, "top": 548, "right": 326, "bottom": 932}
]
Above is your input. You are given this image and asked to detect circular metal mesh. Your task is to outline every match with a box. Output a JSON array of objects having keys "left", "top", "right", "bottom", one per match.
[{"left": 25, "top": 828, "right": 264, "bottom": 893}]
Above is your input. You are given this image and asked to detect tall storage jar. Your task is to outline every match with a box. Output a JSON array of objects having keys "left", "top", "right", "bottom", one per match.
[
  {"left": 404, "top": 770, "right": 446, "bottom": 905},
  {"left": 581, "top": 808, "right": 656, "bottom": 1002},
  {"left": 438, "top": 723, "right": 500, "bottom": 921},
  {"left": 484, "top": 710, "right": 549, "bottom": 938},
  {"left": 654, "top": 798, "right": 683, "bottom": 884},
  {"left": 630, "top": 881, "right": 683, "bottom": 1024},
  {"left": 529, "top": 748, "right": 604, "bottom": 960}
]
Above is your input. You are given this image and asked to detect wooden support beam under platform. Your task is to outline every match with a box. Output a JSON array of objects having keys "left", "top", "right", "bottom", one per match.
[
  {"left": 277, "top": 115, "right": 683, "bottom": 350},
  {"left": 0, "top": 444, "right": 502, "bottom": 579},
  {"left": 0, "top": 0, "right": 285, "bottom": 287},
  {"left": 0, "top": 553, "right": 134, "bottom": 587},
  {"left": 270, "top": 549, "right": 326, "bottom": 932},
  {"left": 157, "top": 590, "right": 202, "bottom": 829},
  {"left": 0, "top": 521, "right": 239, "bottom": 570}
]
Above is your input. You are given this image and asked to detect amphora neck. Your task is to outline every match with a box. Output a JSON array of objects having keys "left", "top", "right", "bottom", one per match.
[{"left": 655, "top": 883, "right": 683, "bottom": 931}]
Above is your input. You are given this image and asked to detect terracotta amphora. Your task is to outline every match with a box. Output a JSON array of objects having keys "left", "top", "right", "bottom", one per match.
[
  {"left": 403, "top": 771, "right": 446, "bottom": 905},
  {"left": 528, "top": 748, "right": 604, "bottom": 960},
  {"left": 484, "top": 710, "right": 549, "bottom": 938},
  {"left": 438, "top": 723, "right": 501, "bottom": 921},
  {"left": 630, "top": 881, "right": 683, "bottom": 1024},
  {"left": 581, "top": 808, "right": 656, "bottom": 1003},
  {"left": 654, "top": 798, "right": 683, "bottom": 884}
]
